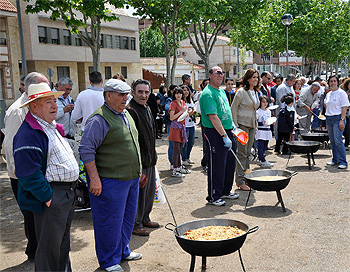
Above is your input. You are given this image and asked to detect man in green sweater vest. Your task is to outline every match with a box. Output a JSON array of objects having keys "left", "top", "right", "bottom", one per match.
[{"left": 79, "top": 79, "right": 142, "bottom": 272}]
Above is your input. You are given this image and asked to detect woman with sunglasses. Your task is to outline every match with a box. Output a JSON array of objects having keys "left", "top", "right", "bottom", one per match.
[{"left": 231, "top": 68, "right": 260, "bottom": 190}]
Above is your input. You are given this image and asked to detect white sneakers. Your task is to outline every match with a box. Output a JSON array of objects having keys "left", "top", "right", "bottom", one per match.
[
  {"left": 105, "top": 252, "right": 142, "bottom": 272},
  {"left": 124, "top": 252, "right": 142, "bottom": 260},
  {"left": 208, "top": 199, "right": 226, "bottom": 206},
  {"left": 259, "top": 160, "right": 274, "bottom": 168},
  {"left": 172, "top": 165, "right": 191, "bottom": 177},
  {"left": 221, "top": 192, "right": 239, "bottom": 199},
  {"left": 182, "top": 159, "right": 195, "bottom": 166}
]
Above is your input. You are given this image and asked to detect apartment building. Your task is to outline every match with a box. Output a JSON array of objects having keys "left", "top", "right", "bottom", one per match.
[
  {"left": 9, "top": 0, "right": 141, "bottom": 100},
  {"left": 0, "top": 0, "right": 21, "bottom": 106}
]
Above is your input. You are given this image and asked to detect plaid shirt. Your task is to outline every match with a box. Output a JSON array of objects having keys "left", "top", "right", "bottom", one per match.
[{"left": 33, "top": 115, "right": 79, "bottom": 182}]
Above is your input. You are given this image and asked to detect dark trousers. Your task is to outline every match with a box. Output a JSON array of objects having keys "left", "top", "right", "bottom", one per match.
[
  {"left": 34, "top": 182, "right": 75, "bottom": 272},
  {"left": 257, "top": 139, "right": 269, "bottom": 162},
  {"left": 134, "top": 166, "right": 156, "bottom": 229},
  {"left": 172, "top": 141, "right": 182, "bottom": 168},
  {"left": 204, "top": 127, "right": 236, "bottom": 202},
  {"left": 275, "top": 132, "right": 291, "bottom": 153},
  {"left": 10, "top": 178, "right": 37, "bottom": 259}
]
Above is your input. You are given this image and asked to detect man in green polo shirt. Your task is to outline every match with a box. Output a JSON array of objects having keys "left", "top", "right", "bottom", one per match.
[{"left": 199, "top": 66, "right": 239, "bottom": 206}]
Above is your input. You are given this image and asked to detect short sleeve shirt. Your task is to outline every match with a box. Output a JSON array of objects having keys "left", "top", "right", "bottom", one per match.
[
  {"left": 199, "top": 84, "right": 233, "bottom": 129},
  {"left": 169, "top": 100, "right": 186, "bottom": 124},
  {"left": 325, "top": 88, "right": 350, "bottom": 116}
]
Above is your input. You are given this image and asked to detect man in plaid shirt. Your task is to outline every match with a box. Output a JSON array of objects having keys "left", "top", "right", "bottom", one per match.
[{"left": 13, "top": 82, "right": 79, "bottom": 271}]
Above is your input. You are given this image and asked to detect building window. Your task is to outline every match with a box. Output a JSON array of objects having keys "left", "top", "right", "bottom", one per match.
[
  {"left": 51, "top": 28, "right": 59, "bottom": 44},
  {"left": 106, "top": 35, "right": 112, "bottom": 48},
  {"left": 130, "top": 38, "right": 136, "bottom": 50},
  {"left": 74, "top": 34, "right": 82, "bottom": 46},
  {"left": 38, "top": 26, "right": 47, "bottom": 43},
  {"left": 115, "top": 36, "right": 121, "bottom": 49},
  {"left": 105, "top": 66, "right": 112, "bottom": 79},
  {"left": 122, "top": 36, "right": 129, "bottom": 49},
  {"left": 121, "top": 66, "right": 127, "bottom": 78},
  {"left": 198, "top": 60, "right": 204, "bottom": 65},
  {"left": 57, "top": 66, "right": 70, "bottom": 80},
  {"left": 63, "top": 29, "right": 71, "bottom": 45},
  {"left": 233, "top": 66, "right": 237, "bottom": 75}
]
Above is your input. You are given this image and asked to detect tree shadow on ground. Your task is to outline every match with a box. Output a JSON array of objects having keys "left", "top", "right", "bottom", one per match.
[{"left": 2, "top": 259, "right": 34, "bottom": 271}]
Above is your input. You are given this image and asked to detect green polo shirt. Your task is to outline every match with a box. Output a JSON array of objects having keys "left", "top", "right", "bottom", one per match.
[{"left": 199, "top": 84, "right": 233, "bottom": 129}]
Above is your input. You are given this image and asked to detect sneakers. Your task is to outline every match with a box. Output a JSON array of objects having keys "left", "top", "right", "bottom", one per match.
[
  {"left": 170, "top": 164, "right": 174, "bottom": 170},
  {"left": 124, "top": 252, "right": 142, "bottom": 261},
  {"left": 327, "top": 161, "right": 337, "bottom": 166},
  {"left": 260, "top": 161, "right": 274, "bottom": 168},
  {"left": 221, "top": 192, "right": 239, "bottom": 200},
  {"left": 182, "top": 160, "right": 191, "bottom": 166},
  {"left": 105, "top": 264, "right": 124, "bottom": 272},
  {"left": 187, "top": 159, "right": 195, "bottom": 164},
  {"left": 172, "top": 169, "right": 184, "bottom": 177},
  {"left": 338, "top": 165, "right": 347, "bottom": 169},
  {"left": 208, "top": 199, "right": 226, "bottom": 206},
  {"left": 179, "top": 165, "right": 191, "bottom": 174}
]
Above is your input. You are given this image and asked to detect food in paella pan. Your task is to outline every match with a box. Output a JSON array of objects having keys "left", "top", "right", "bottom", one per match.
[
  {"left": 184, "top": 225, "right": 245, "bottom": 241},
  {"left": 249, "top": 176, "right": 282, "bottom": 181},
  {"left": 318, "top": 114, "right": 326, "bottom": 120}
]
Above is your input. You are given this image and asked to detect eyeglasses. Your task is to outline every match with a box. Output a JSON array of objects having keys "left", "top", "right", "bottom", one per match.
[
  {"left": 267, "top": 78, "right": 272, "bottom": 80},
  {"left": 215, "top": 71, "right": 224, "bottom": 75}
]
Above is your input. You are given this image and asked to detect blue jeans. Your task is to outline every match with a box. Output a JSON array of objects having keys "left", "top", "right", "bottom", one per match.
[
  {"left": 167, "top": 123, "right": 173, "bottom": 164},
  {"left": 311, "top": 108, "right": 322, "bottom": 129},
  {"left": 181, "top": 126, "right": 195, "bottom": 161},
  {"left": 326, "top": 115, "right": 347, "bottom": 166},
  {"left": 257, "top": 139, "right": 268, "bottom": 162}
]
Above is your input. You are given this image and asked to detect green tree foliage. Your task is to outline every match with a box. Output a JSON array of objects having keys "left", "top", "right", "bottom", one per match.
[
  {"left": 24, "top": 0, "right": 125, "bottom": 72},
  {"left": 230, "top": 0, "right": 350, "bottom": 73},
  {"left": 139, "top": 26, "right": 187, "bottom": 58},
  {"left": 128, "top": 0, "right": 184, "bottom": 86}
]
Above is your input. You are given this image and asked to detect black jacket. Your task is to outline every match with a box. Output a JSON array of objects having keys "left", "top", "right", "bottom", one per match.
[
  {"left": 277, "top": 107, "right": 295, "bottom": 133},
  {"left": 127, "top": 99, "right": 157, "bottom": 168}
]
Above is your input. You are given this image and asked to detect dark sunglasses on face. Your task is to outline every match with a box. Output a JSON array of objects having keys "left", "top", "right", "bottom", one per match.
[{"left": 215, "top": 71, "right": 224, "bottom": 75}]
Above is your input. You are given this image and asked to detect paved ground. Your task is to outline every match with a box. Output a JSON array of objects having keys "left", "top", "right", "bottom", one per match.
[{"left": 1, "top": 126, "right": 349, "bottom": 272}]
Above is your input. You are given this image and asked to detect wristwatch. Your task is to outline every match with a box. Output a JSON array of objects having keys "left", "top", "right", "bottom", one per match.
[{"left": 340, "top": 118, "right": 345, "bottom": 121}]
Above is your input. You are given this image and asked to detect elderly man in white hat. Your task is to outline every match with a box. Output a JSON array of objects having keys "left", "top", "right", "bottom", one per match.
[
  {"left": 79, "top": 79, "right": 142, "bottom": 272},
  {"left": 3, "top": 72, "right": 49, "bottom": 261},
  {"left": 13, "top": 82, "right": 79, "bottom": 272}
]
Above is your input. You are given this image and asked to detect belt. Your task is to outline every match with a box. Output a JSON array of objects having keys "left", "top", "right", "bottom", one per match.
[{"left": 50, "top": 181, "right": 77, "bottom": 189}]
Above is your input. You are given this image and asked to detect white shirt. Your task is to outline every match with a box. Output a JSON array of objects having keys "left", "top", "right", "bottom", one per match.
[
  {"left": 185, "top": 102, "right": 195, "bottom": 127},
  {"left": 324, "top": 88, "right": 350, "bottom": 116},
  {"left": 255, "top": 108, "right": 272, "bottom": 141},
  {"left": 71, "top": 86, "right": 104, "bottom": 131},
  {"left": 3, "top": 93, "right": 29, "bottom": 178},
  {"left": 33, "top": 115, "right": 79, "bottom": 182},
  {"left": 249, "top": 90, "right": 258, "bottom": 104}
]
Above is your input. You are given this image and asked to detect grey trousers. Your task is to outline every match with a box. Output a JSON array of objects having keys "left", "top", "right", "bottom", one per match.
[
  {"left": 235, "top": 124, "right": 256, "bottom": 185},
  {"left": 297, "top": 107, "right": 312, "bottom": 133},
  {"left": 134, "top": 166, "right": 156, "bottom": 229},
  {"left": 34, "top": 182, "right": 75, "bottom": 272}
]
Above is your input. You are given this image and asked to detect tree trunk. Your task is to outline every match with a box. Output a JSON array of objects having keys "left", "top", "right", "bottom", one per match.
[
  {"left": 204, "top": 56, "right": 210, "bottom": 77},
  {"left": 91, "top": 46, "right": 101, "bottom": 72},
  {"left": 164, "top": 32, "right": 171, "bottom": 87}
]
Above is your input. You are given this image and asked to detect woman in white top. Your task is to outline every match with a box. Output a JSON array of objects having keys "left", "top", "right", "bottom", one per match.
[
  {"left": 324, "top": 75, "right": 350, "bottom": 169},
  {"left": 181, "top": 85, "right": 196, "bottom": 166},
  {"left": 256, "top": 96, "right": 274, "bottom": 167}
]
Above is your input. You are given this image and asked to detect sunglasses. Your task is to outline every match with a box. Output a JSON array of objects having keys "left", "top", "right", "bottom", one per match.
[{"left": 214, "top": 71, "right": 224, "bottom": 75}]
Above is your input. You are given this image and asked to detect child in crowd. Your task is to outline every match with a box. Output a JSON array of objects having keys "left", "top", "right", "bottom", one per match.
[
  {"left": 256, "top": 95, "right": 274, "bottom": 167},
  {"left": 168, "top": 87, "right": 191, "bottom": 177},
  {"left": 275, "top": 93, "right": 295, "bottom": 155},
  {"left": 181, "top": 85, "right": 196, "bottom": 166}
]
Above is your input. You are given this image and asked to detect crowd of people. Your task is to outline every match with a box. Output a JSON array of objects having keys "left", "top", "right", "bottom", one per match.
[{"left": 1, "top": 67, "right": 349, "bottom": 271}]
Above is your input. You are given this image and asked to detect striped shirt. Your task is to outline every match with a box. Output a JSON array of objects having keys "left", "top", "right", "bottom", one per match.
[{"left": 33, "top": 115, "right": 79, "bottom": 182}]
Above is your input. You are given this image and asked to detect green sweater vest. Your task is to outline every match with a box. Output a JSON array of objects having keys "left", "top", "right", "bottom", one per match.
[{"left": 92, "top": 105, "right": 141, "bottom": 180}]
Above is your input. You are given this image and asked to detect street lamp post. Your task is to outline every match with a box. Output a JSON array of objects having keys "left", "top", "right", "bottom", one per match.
[{"left": 282, "top": 14, "right": 293, "bottom": 76}]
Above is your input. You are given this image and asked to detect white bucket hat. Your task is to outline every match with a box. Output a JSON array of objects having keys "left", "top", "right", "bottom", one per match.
[{"left": 20, "top": 82, "right": 64, "bottom": 108}]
